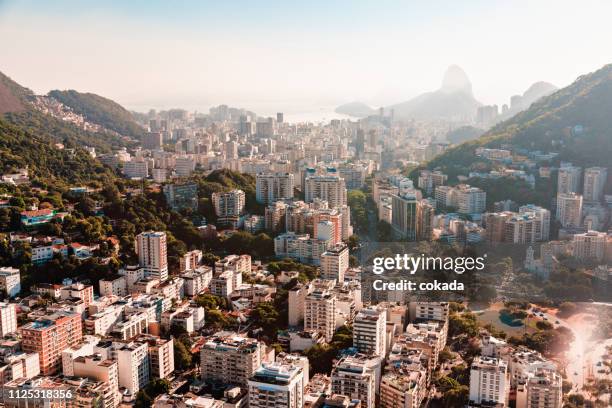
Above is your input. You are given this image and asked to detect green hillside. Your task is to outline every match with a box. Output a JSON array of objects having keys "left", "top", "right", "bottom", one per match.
[
  {"left": 0, "top": 117, "right": 116, "bottom": 188},
  {"left": 424, "top": 64, "right": 612, "bottom": 181},
  {"left": 49, "top": 89, "right": 145, "bottom": 139}
]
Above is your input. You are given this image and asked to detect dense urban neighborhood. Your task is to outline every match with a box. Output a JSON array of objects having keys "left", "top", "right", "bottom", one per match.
[{"left": 0, "top": 37, "right": 612, "bottom": 408}]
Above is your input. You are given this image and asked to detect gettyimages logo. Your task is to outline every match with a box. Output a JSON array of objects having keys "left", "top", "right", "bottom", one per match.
[{"left": 371, "top": 253, "right": 487, "bottom": 275}]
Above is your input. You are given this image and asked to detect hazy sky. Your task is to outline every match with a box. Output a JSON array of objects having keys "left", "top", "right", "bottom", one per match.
[{"left": 1, "top": 0, "right": 611, "bottom": 114}]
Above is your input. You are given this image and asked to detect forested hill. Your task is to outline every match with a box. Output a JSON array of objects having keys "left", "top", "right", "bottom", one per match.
[
  {"left": 425, "top": 63, "right": 612, "bottom": 180},
  {"left": 49, "top": 89, "right": 145, "bottom": 139},
  {"left": 0, "top": 117, "right": 116, "bottom": 189},
  {"left": 0, "top": 71, "right": 127, "bottom": 188}
]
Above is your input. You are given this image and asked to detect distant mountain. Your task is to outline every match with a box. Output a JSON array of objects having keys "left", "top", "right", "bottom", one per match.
[
  {"left": 424, "top": 63, "right": 612, "bottom": 181},
  {"left": 335, "top": 101, "right": 377, "bottom": 118},
  {"left": 522, "top": 81, "right": 557, "bottom": 105},
  {"left": 498, "top": 81, "right": 558, "bottom": 120},
  {"left": 49, "top": 89, "right": 145, "bottom": 139},
  {"left": 390, "top": 65, "right": 482, "bottom": 121}
]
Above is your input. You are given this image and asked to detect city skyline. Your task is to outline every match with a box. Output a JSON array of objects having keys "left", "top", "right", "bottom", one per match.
[{"left": 1, "top": 0, "right": 612, "bottom": 116}]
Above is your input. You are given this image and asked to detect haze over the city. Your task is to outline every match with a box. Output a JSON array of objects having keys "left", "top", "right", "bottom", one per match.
[{"left": 1, "top": 0, "right": 611, "bottom": 115}]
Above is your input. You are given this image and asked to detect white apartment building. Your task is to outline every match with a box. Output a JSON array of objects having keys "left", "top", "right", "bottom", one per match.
[
  {"left": 320, "top": 243, "right": 349, "bottom": 283},
  {"left": 111, "top": 312, "right": 148, "bottom": 340},
  {"left": 0, "top": 267, "right": 21, "bottom": 298},
  {"left": 61, "top": 336, "right": 100, "bottom": 376},
  {"left": 518, "top": 205, "right": 551, "bottom": 241},
  {"left": 418, "top": 170, "right": 447, "bottom": 196},
  {"left": 411, "top": 301, "right": 450, "bottom": 323},
  {"left": 583, "top": 167, "right": 607, "bottom": 202},
  {"left": 99, "top": 275, "right": 128, "bottom": 297},
  {"left": 73, "top": 355, "right": 120, "bottom": 408},
  {"left": 137, "top": 335, "right": 174, "bottom": 380},
  {"left": 572, "top": 230, "right": 608, "bottom": 262},
  {"left": 274, "top": 232, "right": 330, "bottom": 266},
  {"left": 331, "top": 355, "right": 376, "bottom": 408},
  {"left": 248, "top": 363, "right": 304, "bottom": 408},
  {"left": 516, "top": 368, "right": 562, "bottom": 408},
  {"left": 556, "top": 193, "right": 583, "bottom": 228},
  {"left": 469, "top": 356, "right": 510, "bottom": 407},
  {"left": 0, "top": 352, "right": 40, "bottom": 384},
  {"left": 181, "top": 266, "right": 213, "bottom": 297},
  {"left": 353, "top": 306, "right": 387, "bottom": 356},
  {"left": 435, "top": 185, "right": 486, "bottom": 214},
  {"left": 212, "top": 189, "right": 246, "bottom": 227},
  {"left": 455, "top": 185, "right": 487, "bottom": 214},
  {"left": 200, "top": 333, "right": 264, "bottom": 386},
  {"left": 304, "top": 285, "right": 337, "bottom": 342},
  {"left": 256, "top": 173, "right": 295, "bottom": 204},
  {"left": 113, "top": 341, "right": 150, "bottom": 395},
  {"left": 123, "top": 159, "right": 148, "bottom": 179},
  {"left": 288, "top": 283, "right": 311, "bottom": 327},
  {"left": 557, "top": 165, "right": 582, "bottom": 195},
  {"left": 136, "top": 231, "right": 168, "bottom": 281},
  {"left": 0, "top": 303, "right": 17, "bottom": 337},
  {"left": 304, "top": 175, "right": 347, "bottom": 209},
  {"left": 175, "top": 156, "right": 196, "bottom": 177}
]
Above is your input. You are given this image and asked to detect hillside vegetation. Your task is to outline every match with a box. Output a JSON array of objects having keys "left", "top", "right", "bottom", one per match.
[
  {"left": 0, "top": 117, "right": 116, "bottom": 189},
  {"left": 49, "top": 89, "right": 145, "bottom": 139},
  {"left": 424, "top": 64, "right": 612, "bottom": 180}
]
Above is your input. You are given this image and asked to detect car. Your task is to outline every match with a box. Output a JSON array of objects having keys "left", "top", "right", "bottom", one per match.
[{"left": 555, "top": 320, "right": 560, "bottom": 324}]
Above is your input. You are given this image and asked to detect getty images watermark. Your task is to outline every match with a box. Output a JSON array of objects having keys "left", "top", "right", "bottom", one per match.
[{"left": 370, "top": 253, "right": 487, "bottom": 291}]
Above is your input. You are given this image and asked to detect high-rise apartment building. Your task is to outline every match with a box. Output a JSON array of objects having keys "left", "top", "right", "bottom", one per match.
[
  {"left": 518, "top": 205, "right": 551, "bottom": 241},
  {"left": 435, "top": 184, "right": 486, "bottom": 214},
  {"left": 113, "top": 341, "right": 150, "bottom": 395},
  {"left": 391, "top": 193, "right": 418, "bottom": 240},
  {"left": 331, "top": 355, "right": 376, "bottom": 408},
  {"left": 380, "top": 368, "right": 426, "bottom": 408},
  {"left": 516, "top": 368, "right": 563, "bottom": 408},
  {"left": 288, "top": 283, "right": 310, "bottom": 327},
  {"left": 200, "top": 333, "right": 264, "bottom": 386},
  {"left": 418, "top": 170, "right": 448, "bottom": 196},
  {"left": 353, "top": 306, "right": 387, "bottom": 356},
  {"left": 142, "top": 131, "right": 163, "bottom": 151},
  {"left": 304, "top": 175, "right": 347, "bottom": 209},
  {"left": 503, "top": 214, "right": 540, "bottom": 244},
  {"left": 136, "top": 231, "right": 168, "bottom": 281},
  {"left": 20, "top": 312, "right": 83, "bottom": 375},
  {"left": 320, "top": 243, "right": 349, "bottom": 283},
  {"left": 175, "top": 156, "right": 196, "bottom": 177},
  {"left": 304, "top": 283, "right": 337, "bottom": 342},
  {"left": 455, "top": 185, "right": 487, "bottom": 214},
  {"left": 469, "top": 356, "right": 510, "bottom": 407},
  {"left": 123, "top": 159, "right": 148, "bottom": 179},
  {"left": 136, "top": 335, "right": 175, "bottom": 380},
  {"left": 225, "top": 141, "right": 239, "bottom": 159},
  {"left": 572, "top": 230, "right": 608, "bottom": 262},
  {"left": 556, "top": 193, "right": 583, "bottom": 228},
  {"left": 248, "top": 363, "right": 305, "bottom": 408},
  {"left": 583, "top": 167, "right": 607, "bottom": 202},
  {"left": 557, "top": 165, "right": 582, "bottom": 195},
  {"left": 0, "top": 302, "right": 17, "bottom": 337},
  {"left": 265, "top": 201, "right": 288, "bottom": 233},
  {"left": 256, "top": 173, "right": 295, "bottom": 204},
  {"left": 212, "top": 189, "right": 246, "bottom": 227}
]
